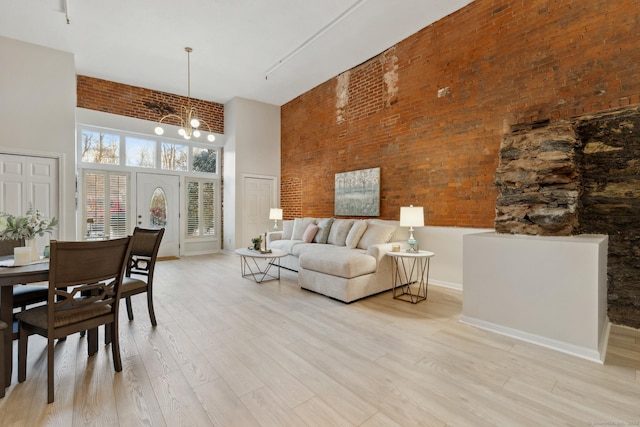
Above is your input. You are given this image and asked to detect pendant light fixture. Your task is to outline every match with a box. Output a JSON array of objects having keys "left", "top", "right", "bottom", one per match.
[{"left": 154, "top": 47, "right": 216, "bottom": 142}]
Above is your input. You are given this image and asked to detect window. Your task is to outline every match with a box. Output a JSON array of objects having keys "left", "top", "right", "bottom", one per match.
[
  {"left": 149, "top": 187, "right": 168, "bottom": 227},
  {"left": 192, "top": 147, "right": 217, "bottom": 173},
  {"left": 81, "top": 130, "right": 120, "bottom": 164},
  {"left": 161, "top": 142, "right": 188, "bottom": 171},
  {"left": 186, "top": 179, "right": 216, "bottom": 237},
  {"left": 126, "top": 137, "right": 156, "bottom": 168},
  {"left": 84, "top": 170, "right": 129, "bottom": 238}
]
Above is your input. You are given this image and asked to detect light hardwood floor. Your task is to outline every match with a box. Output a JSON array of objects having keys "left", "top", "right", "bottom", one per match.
[{"left": 1, "top": 253, "right": 639, "bottom": 426}]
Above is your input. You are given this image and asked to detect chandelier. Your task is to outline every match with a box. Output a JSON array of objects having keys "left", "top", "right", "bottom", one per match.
[{"left": 154, "top": 47, "right": 216, "bottom": 142}]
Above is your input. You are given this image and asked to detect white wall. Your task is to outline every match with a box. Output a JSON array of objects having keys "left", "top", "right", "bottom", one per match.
[
  {"left": 223, "top": 97, "right": 281, "bottom": 251},
  {"left": 0, "top": 36, "right": 76, "bottom": 239},
  {"left": 414, "top": 225, "right": 493, "bottom": 290}
]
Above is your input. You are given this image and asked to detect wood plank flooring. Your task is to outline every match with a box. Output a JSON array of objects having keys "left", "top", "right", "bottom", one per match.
[{"left": 1, "top": 253, "right": 639, "bottom": 426}]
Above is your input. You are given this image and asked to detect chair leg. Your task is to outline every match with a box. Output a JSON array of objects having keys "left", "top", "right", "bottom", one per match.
[
  {"left": 104, "top": 323, "right": 112, "bottom": 345},
  {"left": 18, "top": 324, "right": 28, "bottom": 383},
  {"left": 110, "top": 321, "right": 122, "bottom": 372},
  {"left": 47, "top": 336, "right": 54, "bottom": 403},
  {"left": 0, "top": 322, "right": 5, "bottom": 398},
  {"left": 87, "top": 327, "right": 98, "bottom": 356},
  {"left": 125, "top": 296, "right": 134, "bottom": 321},
  {"left": 147, "top": 290, "right": 157, "bottom": 327}
]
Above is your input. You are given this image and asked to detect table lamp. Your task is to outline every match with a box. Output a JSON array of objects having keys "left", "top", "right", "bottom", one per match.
[
  {"left": 269, "top": 208, "right": 283, "bottom": 231},
  {"left": 400, "top": 205, "right": 424, "bottom": 253}
]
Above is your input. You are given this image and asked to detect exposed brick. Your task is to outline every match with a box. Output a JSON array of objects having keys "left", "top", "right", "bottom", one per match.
[
  {"left": 281, "top": 0, "right": 640, "bottom": 228},
  {"left": 77, "top": 75, "right": 224, "bottom": 133}
]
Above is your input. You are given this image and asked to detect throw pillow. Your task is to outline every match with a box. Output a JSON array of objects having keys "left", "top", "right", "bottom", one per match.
[
  {"left": 281, "top": 220, "right": 294, "bottom": 240},
  {"left": 327, "top": 219, "right": 354, "bottom": 246},
  {"left": 357, "top": 223, "right": 397, "bottom": 249},
  {"left": 345, "top": 220, "right": 368, "bottom": 249},
  {"left": 302, "top": 224, "right": 319, "bottom": 243},
  {"left": 292, "top": 218, "right": 317, "bottom": 240},
  {"left": 313, "top": 218, "right": 334, "bottom": 244}
]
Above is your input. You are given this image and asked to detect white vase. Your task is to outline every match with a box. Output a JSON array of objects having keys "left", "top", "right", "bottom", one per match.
[{"left": 25, "top": 237, "right": 39, "bottom": 262}]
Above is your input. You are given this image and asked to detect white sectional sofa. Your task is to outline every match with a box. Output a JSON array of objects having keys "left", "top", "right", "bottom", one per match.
[{"left": 267, "top": 218, "right": 410, "bottom": 302}]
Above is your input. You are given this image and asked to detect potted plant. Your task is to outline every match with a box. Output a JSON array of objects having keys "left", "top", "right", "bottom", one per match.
[{"left": 251, "top": 235, "right": 262, "bottom": 251}]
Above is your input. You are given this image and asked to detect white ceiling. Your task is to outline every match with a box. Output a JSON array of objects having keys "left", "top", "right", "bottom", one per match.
[{"left": 0, "top": 0, "right": 472, "bottom": 106}]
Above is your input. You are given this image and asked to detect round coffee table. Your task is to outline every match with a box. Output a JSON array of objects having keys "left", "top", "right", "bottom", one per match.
[{"left": 234, "top": 248, "right": 287, "bottom": 283}]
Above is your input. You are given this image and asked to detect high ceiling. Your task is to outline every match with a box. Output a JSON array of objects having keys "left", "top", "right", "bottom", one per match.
[{"left": 0, "top": 0, "right": 472, "bottom": 106}]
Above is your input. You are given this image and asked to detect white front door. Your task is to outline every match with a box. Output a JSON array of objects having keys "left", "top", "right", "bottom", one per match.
[
  {"left": 136, "top": 173, "right": 179, "bottom": 258},
  {"left": 0, "top": 154, "right": 59, "bottom": 253},
  {"left": 243, "top": 175, "right": 277, "bottom": 248}
]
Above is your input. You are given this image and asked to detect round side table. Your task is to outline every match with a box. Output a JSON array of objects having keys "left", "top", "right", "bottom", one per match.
[{"left": 386, "top": 250, "right": 435, "bottom": 303}]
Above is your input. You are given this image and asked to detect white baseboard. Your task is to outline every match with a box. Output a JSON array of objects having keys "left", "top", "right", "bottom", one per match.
[
  {"left": 429, "top": 279, "right": 462, "bottom": 291},
  {"left": 460, "top": 315, "right": 608, "bottom": 364}
]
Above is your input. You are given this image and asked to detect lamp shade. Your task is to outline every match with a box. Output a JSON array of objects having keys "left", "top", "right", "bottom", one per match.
[
  {"left": 400, "top": 206, "right": 424, "bottom": 227},
  {"left": 269, "top": 208, "right": 283, "bottom": 220}
]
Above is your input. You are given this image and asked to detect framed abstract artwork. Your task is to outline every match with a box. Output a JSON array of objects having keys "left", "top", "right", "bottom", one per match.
[{"left": 334, "top": 167, "right": 380, "bottom": 216}]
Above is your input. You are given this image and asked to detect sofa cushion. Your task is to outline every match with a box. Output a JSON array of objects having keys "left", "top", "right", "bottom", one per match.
[
  {"left": 327, "top": 219, "right": 354, "bottom": 246},
  {"left": 281, "top": 220, "right": 295, "bottom": 240},
  {"left": 292, "top": 218, "right": 317, "bottom": 240},
  {"left": 369, "top": 219, "right": 408, "bottom": 242},
  {"left": 299, "top": 248, "right": 376, "bottom": 279},
  {"left": 291, "top": 242, "right": 327, "bottom": 257},
  {"left": 357, "top": 222, "right": 397, "bottom": 249},
  {"left": 302, "top": 224, "right": 319, "bottom": 243},
  {"left": 313, "top": 218, "right": 334, "bottom": 244},
  {"left": 269, "top": 239, "right": 303, "bottom": 254},
  {"left": 346, "top": 220, "right": 368, "bottom": 249}
]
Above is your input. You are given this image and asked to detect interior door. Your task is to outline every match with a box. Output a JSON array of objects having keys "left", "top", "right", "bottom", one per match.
[
  {"left": 243, "top": 176, "right": 277, "bottom": 248},
  {"left": 136, "top": 173, "right": 179, "bottom": 258},
  {"left": 0, "top": 154, "right": 59, "bottom": 253}
]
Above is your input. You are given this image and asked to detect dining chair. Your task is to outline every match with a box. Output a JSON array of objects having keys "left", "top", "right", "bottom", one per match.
[
  {"left": 122, "top": 227, "right": 164, "bottom": 326},
  {"left": 0, "top": 320, "right": 6, "bottom": 398},
  {"left": 0, "top": 239, "right": 48, "bottom": 318},
  {"left": 16, "top": 237, "right": 132, "bottom": 403}
]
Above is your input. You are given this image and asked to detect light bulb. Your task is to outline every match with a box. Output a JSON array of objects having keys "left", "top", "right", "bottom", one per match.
[
  {"left": 190, "top": 118, "right": 200, "bottom": 128},
  {"left": 184, "top": 134, "right": 191, "bottom": 140},
  {"left": 207, "top": 134, "right": 216, "bottom": 142},
  {"left": 193, "top": 130, "right": 201, "bottom": 138},
  {"left": 178, "top": 128, "right": 186, "bottom": 136},
  {"left": 154, "top": 126, "right": 164, "bottom": 135}
]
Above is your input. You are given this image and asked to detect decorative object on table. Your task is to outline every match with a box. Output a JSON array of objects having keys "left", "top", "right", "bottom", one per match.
[
  {"left": 0, "top": 206, "right": 58, "bottom": 263},
  {"left": 269, "top": 208, "right": 283, "bottom": 231},
  {"left": 251, "top": 235, "right": 262, "bottom": 251},
  {"left": 151, "top": 47, "right": 216, "bottom": 143},
  {"left": 334, "top": 167, "right": 380, "bottom": 216},
  {"left": 400, "top": 205, "right": 424, "bottom": 253}
]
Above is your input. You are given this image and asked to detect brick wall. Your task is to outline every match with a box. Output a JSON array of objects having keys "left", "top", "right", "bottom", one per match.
[
  {"left": 77, "top": 75, "right": 224, "bottom": 133},
  {"left": 281, "top": 0, "right": 640, "bottom": 227}
]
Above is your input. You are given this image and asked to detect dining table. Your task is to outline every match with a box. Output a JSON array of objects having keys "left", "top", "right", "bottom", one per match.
[{"left": 0, "top": 258, "right": 49, "bottom": 387}]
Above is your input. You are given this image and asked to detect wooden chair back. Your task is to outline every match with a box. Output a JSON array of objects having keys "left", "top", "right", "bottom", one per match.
[
  {"left": 127, "top": 227, "right": 164, "bottom": 280},
  {"left": 47, "top": 237, "right": 132, "bottom": 337},
  {"left": 0, "top": 239, "right": 24, "bottom": 256}
]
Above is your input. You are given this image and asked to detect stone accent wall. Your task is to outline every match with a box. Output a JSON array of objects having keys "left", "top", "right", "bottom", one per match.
[
  {"left": 576, "top": 107, "right": 640, "bottom": 327},
  {"left": 494, "top": 106, "right": 640, "bottom": 328},
  {"left": 495, "top": 122, "right": 580, "bottom": 235}
]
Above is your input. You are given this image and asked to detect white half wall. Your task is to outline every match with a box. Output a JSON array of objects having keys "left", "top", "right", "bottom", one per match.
[{"left": 462, "top": 232, "right": 609, "bottom": 363}]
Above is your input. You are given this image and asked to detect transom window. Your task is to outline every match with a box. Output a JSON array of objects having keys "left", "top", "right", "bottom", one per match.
[{"left": 78, "top": 127, "right": 219, "bottom": 175}]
